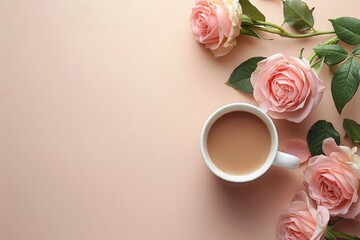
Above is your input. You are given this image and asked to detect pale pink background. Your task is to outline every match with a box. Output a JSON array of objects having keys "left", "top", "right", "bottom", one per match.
[{"left": 1, "top": 0, "right": 360, "bottom": 239}]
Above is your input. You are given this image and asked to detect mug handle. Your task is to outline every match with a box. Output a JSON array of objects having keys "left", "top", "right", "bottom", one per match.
[{"left": 272, "top": 151, "right": 300, "bottom": 168}]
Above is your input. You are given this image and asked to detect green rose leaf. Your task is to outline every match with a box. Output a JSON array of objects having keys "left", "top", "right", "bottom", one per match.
[
  {"left": 343, "top": 118, "right": 360, "bottom": 143},
  {"left": 313, "top": 45, "right": 348, "bottom": 66},
  {"left": 282, "top": 0, "right": 314, "bottom": 31},
  {"left": 352, "top": 46, "right": 360, "bottom": 55},
  {"left": 331, "top": 57, "right": 360, "bottom": 114},
  {"left": 240, "top": 27, "right": 261, "bottom": 38},
  {"left": 240, "top": 0, "right": 265, "bottom": 22},
  {"left": 311, "top": 57, "right": 324, "bottom": 73},
  {"left": 330, "top": 17, "right": 360, "bottom": 45},
  {"left": 227, "top": 57, "right": 265, "bottom": 94},
  {"left": 307, "top": 120, "right": 340, "bottom": 156}
]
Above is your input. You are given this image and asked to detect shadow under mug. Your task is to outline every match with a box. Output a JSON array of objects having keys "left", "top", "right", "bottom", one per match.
[{"left": 200, "top": 103, "right": 300, "bottom": 183}]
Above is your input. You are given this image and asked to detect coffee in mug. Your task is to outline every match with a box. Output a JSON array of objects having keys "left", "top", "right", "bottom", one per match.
[
  {"left": 200, "top": 103, "right": 300, "bottom": 182},
  {"left": 207, "top": 111, "right": 271, "bottom": 175}
]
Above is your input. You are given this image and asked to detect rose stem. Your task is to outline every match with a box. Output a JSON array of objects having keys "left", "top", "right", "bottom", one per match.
[{"left": 251, "top": 20, "right": 335, "bottom": 39}]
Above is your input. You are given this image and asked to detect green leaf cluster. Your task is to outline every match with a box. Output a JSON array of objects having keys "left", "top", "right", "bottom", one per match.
[
  {"left": 307, "top": 118, "right": 360, "bottom": 157},
  {"left": 312, "top": 18, "right": 360, "bottom": 114}
]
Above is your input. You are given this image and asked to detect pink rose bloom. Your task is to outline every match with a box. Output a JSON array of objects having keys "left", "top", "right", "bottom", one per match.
[
  {"left": 277, "top": 191, "right": 329, "bottom": 240},
  {"left": 304, "top": 138, "right": 360, "bottom": 219},
  {"left": 250, "top": 53, "right": 325, "bottom": 123},
  {"left": 190, "top": 0, "right": 242, "bottom": 57}
]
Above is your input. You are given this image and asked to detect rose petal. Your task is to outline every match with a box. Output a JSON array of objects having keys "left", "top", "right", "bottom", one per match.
[
  {"left": 322, "top": 138, "right": 340, "bottom": 156},
  {"left": 282, "top": 139, "right": 311, "bottom": 164}
]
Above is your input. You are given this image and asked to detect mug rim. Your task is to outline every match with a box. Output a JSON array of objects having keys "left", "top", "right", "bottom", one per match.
[{"left": 200, "top": 102, "right": 278, "bottom": 182}]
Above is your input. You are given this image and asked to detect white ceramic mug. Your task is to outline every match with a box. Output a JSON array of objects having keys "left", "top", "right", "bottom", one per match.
[{"left": 200, "top": 103, "right": 300, "bottom": 183}]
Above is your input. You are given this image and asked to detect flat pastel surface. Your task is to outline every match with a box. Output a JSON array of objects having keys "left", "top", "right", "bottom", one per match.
[{"left": 1, "top": 0, "right": 359, "bottom": 239}]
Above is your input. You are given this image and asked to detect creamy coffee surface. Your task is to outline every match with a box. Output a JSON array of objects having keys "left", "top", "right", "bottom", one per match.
[{"left": 207, "top": 111, "right": 271, "bottom": 175}]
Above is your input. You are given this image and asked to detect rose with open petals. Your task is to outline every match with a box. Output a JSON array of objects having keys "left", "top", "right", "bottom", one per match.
[
  {"left": 304, "top": 138, "right": 360, "bottom": 219},
  {"left": 250, "top": 53, "right": 325, "bottom": 123},
  {"left": 277, "top": 191, "right": 329, "bottom": 240},
  {"left": 190, "top": 0, "right": 242, "bottom": 57}
]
